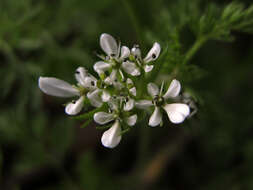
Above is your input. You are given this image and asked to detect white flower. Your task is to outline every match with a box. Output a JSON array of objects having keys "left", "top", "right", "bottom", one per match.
[
  {"left": 136, "top": 79, "right": 190, "bottom": 126},
  {"left": 76, "top": 67, "right": 113, "bottom": 107},
  {"left": 38, "top": 76, "right": 84, "bottom": 115},
  {"left": 104, "top": 69, "right": 124, "bottom": 90},
  {"left": 39, "top": 67, "right": 104, "bottom": 115},
  {"left": 94, "top": 33, "right": 130, "bottom": 75},
  {"left": 121, "top": 61, "right": 141, "bottom": 76},
  {"left": 100, "top": 33, "right": 130, "bottom": 60},
  {"left": 120, "top": 42, "right": 161, "bottom": 76},
  {"left": 94, "top": 110, "right": 137, "bottom": 148},
  {"left": 75, "top": 67, "right": 105, "bottom": 108},
  {"left": 96, "top": 33, "right": 145, "bottom": 78},
  {"left": 129, "top": 42, "right": 161, "bottom": 74},
  {"left": 75, "top": 67, "right": 97, "bottom": 91}
]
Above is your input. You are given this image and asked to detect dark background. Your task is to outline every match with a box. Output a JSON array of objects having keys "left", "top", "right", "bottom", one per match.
[{"left": 1, "top": 0, "right": 253, "bottom": 189}]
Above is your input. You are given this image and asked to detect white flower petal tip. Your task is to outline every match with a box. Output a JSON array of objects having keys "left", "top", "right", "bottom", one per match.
[
  {"left": 149, "top": 107, "right": 162, "bottom": 127},
  {"left": 93, "top": 112, "right": 114, "bottom": 125},
  {"left": 163, "top": 79, "right": 181, "bottom": 99},
  {"left": 65, "top": 96, "right": 84, "bottom": 115},
  {"left": 129, "top": 87, "right": 137, "bottom": 96},
  {"left": 75, "top": 67, "right": 88, "bottom": 87},
  {"left": 38, "top": 77, "right": 79, "bottom": 97},
  {"left": 144, "top": 65, "right": 154, "bottom": 73},
  {"left": 87, "top": 90, "right": 103, "bottom": 108},
  {"left": 102, "top": 91, "right": 111, "bottom": 102},
  {"left": 123, "top": 98, "right": 135, "bottom": 111},
  {"left": 147, "top": 83, "right": 159, "bottom": 98},
  {"left": 131, "top": 45, "right": 141, "bottom": 58},
  {"left": 143, "top": 42, "right": 161, "bottom": 63},
  {"left": 163, "top": 103, "right": 190, "bottom": 124},
  {"left": 101, "top": 120, "right": 122, "bottom": 148},
  {"left": 125, "top": 114, "right": 137, "bottom": 126},
  {"left": 82, "top": 76, "right": 97, "bottom": 89},
  {"left": 122, "top": 61, "right": 141, "bottom": 76},
  {"left": 93, "top": 61, "right": 111, "bottom": 75},
  {"left": 120, "top": 46, "right": 130, "bottom": 60},
  {"left": 135, "top": 100, "right": 153, "bottom": 109},
  {"left": 100, "top": 33, "right": 118, "bottom": 56}
]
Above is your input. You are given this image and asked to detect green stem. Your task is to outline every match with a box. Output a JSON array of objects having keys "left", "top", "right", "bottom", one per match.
[{"left": 183, "top": 36, "right": 208, "bottom": 65}]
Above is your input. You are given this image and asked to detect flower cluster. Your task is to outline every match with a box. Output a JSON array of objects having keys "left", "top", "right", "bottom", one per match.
[{"left": 38, "top": 33, "right": 192, "bottom": 148}]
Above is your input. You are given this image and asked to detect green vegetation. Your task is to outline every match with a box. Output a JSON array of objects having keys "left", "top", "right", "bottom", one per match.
[{"left": 1, "top": 0, "right": 253, "bottom": 189}]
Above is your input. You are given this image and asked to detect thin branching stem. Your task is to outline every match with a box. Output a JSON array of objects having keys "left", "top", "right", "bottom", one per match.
[{"left": 183, "top": 36, "right": 208, "bottom": 65}]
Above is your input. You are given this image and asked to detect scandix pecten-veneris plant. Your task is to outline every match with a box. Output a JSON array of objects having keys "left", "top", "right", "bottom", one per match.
[
  {"left": 38, "top": 1, "right": 253, "bottom": 149},
  {"left": 38, "top": 33, "right": 195, "bottom": 148}
]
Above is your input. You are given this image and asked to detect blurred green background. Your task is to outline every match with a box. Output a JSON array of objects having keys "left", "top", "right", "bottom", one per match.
[{"left": 1, "top": 0, "right": 253, "bottom": 189}]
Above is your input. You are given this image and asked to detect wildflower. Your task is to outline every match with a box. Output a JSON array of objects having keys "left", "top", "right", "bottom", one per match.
[
  {"left": 38, "top": 32, "right": 195, "bottom": 149},
  {"left": 75, "top": 67, "right": 113, "bottom": 108},
  {"left": 38, "top": 76, "right": 84, "bottom": 115},
  {"left": 136, "top": 79, "right": 190, "bottom": 126},
  {"left": 94, "top": 33, "right": 130, "bottom": 75},
  {"left": 122, "top": 42, "right": 161, "bottom": 75},
  {"left": 39, "top": 67, "right": 102, "bottom": 115},
  {"left": 94, "top": 98, "right": 137, "bottom": 148}
]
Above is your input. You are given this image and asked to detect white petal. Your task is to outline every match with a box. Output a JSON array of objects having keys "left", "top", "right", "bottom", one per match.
[
  {"left": 143, "top": 42, "right": 161, "bottom": 63},
  {"left": 65, "top": 96, "right": 84, "bottom": 115},
  {"left": 163, "top": 103, "right": 190, "bottom": 124},
  {"left": 104, "top": 69, "right": 117, "bottom": 85},
  {"left": 147, "top": 83, "right": 159, "bottom": 98},
  {"left": 163, "top": 79, "right": 181, "bottom": 99},
  {"left": 104, "top": 76, "right": 112, "bottom": 85},
  {"left": 75, "top": 67, "right": 88, "bottom": 86},
  {"left": 123, "top": 98, "right": 135, "bottom": 111},
  {"left": 100, "top": 33, "right": 118, "bottom": 56},
  {"left": 108, "top": 98, "right": 119, "bottom": 111},
  {"left": 101, "top": 120, "right": 121, "bottom": 148},
  {"left": 113, "top": 81, "right": 124, "bottom": 90},
  {"left": 125, "top": 114, "right": 137, "bottom": 126},
  {"left": 38, "top": 77, "right": 79, "bottom": 97},
  {"left": 144, "top": 65, "right": 154, "bottom": 73},
  {"left": 82, "top": 75, "right": 97, "bottom": 90},
  {"left": 120, "top": 46, "right": 130, "bottom": 60},
  {"left": 94, "top": 112, "right": 114, "bottom": 125},
  {"left": 87, "top": 89, "right": 103, "bottom": 108},
  {"left": 126, "top": 78, "right": 133, "bottom": 85},
  {"left": 149, "top": 107, "right": 162, "bottom": 127},
  {"left": 129, "top": 87, "right": 136, "bottom": 96},
  {"left": 135, "top": 100, "right": 153, "bottom": 109},
  {"left": 131, "top": 45, "right": 141, "bottom": 58},
  {"left": 93, "top": 61, "right": 111, "bottom": 75},
  {"left": 109, "top": 69, "right": 117, "bottom": 81},
  {"left": 122, "top": 61, "right": 140, "bottom": 76},
  {"left": 102, "top": 90, "right": 111, "bottom": 102}
]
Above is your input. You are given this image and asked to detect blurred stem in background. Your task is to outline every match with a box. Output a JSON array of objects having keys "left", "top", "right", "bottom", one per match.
[
  {"left": 121, "top": 0, "right": 143, "bottom": 46},
  {"left": 183, "top": 36, "right": 208, "bottom": 65}
]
